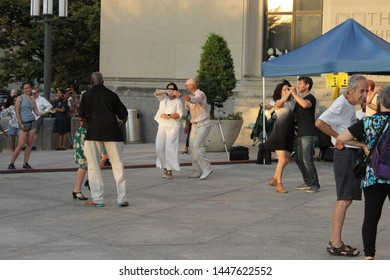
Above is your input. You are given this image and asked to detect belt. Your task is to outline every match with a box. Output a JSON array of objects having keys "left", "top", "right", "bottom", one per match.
[{"left": 193, "top": 119, "right": 207, "bottom": 125}]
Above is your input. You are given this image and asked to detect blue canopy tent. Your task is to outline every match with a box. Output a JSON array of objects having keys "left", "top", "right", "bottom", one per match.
[
  {"left": 262, "top": 18, "right": 390, "bottom": 77},
  {"left": 258, "top": 19, "right": 390, "bottom": 158}
]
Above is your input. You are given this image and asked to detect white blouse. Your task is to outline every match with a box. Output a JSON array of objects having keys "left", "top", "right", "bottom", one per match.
[{"left": 154, "top": 94, "right": 184, "bottom": 128}]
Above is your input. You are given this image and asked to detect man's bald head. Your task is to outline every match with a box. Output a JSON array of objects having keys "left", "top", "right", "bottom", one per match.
[
  {"left": 186, "top": 79, "right": 196, "bottom": 86},
  {"left": 185, "top": 78, "right": 198, "bottom": 93},
  {"left": 91, "top": 72, "right": 104, "bottom": 86}
]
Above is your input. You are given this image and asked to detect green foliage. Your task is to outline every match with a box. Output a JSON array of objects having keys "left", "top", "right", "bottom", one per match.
[
  {"left": 211, "top": 112, "right": 243, "bottom": 120},
  {"left": 221, "top": 112, "right": 243, "bottom": 120},
  {"left": 0, "top": 0, "right": 100, "bottom": 91},
  {"left": 196, "top": 33, "right": 236, "bottom": 118}
]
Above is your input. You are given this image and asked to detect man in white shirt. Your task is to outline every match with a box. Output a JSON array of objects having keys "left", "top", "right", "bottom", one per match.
[
  {"left": 31, "top": 89, "right": 53, "bottom": 150},
  {"left": 316, "top": 74, "right": 367, "bottom": 257}
]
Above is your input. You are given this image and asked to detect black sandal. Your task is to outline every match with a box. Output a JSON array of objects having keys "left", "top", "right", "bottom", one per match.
[
  {"left": 326, "top": 241, "right": 360, "bottom": 257},
  {"left": 72, "top": 191, "right": 88, "bottom": 200}
]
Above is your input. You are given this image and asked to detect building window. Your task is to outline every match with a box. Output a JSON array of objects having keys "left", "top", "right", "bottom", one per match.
[{"left": 264, "top": 0, "right": 322, "bottom": 61}]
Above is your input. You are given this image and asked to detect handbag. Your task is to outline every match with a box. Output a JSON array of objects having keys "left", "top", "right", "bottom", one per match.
[
  {"left": 353, "top": 159, "right": 367, "bottom": 179},
  {"left": 371, "top": 115, "right": 390, "bottom": 179},
  {"left": 352, "top": 115, "right": 390, "bottom": 179}
]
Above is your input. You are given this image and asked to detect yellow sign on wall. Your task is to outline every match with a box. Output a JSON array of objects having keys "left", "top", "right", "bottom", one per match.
[
  {"left": 325, "top": 72, "right": 348, "bottom": 88},
  {"left": 325, "top": 73, "right": 348, "bottom": 99}
]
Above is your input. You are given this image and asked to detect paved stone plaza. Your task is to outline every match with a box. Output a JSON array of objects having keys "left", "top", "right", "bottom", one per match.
[{"left": 0, "top": 143, "right": 389, "bottom": 260}]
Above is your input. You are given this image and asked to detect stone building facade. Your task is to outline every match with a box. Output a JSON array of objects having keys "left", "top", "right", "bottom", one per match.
[{"left": 100, "top": 0, "right": 390, "bottom": 144}]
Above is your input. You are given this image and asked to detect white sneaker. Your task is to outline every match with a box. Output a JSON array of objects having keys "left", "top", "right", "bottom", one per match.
[
  {"left": 188, "top": 173, "right": 201, "bottom": 178},
  {"left": 200, "top": 170, "right": 213, "bottom": 180}
]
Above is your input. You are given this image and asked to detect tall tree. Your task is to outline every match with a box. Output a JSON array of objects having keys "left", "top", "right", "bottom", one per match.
[
  {"left": 0, "top": 0, "right": 100, "bottom": 91},
  {"left": 196, "top": 33, "right": 236, "bottom": 118}
]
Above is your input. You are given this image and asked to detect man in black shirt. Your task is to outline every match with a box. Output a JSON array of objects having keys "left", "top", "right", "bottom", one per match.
[
  {"left": 291, "top": 76, "right": 320, "bottom": 193},
  {"left": 79, "top": 72, "right": 129, "bottom": 207}
]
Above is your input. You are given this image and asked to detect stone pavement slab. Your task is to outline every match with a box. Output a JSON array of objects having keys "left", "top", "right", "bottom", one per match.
[{"left": 0, "top": 143, "right": 389, "bottom": 260}]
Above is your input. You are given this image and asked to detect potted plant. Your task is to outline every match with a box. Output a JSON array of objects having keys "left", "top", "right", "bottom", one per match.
[
  {"left": 197, "top": 32, "right": 236, "bottom": 118},
  {"left": 207, "top": 112, "right": 243, "bottom": 152},
  {"left": 196, "top": 33, "right": 242, "bottom": 152}
]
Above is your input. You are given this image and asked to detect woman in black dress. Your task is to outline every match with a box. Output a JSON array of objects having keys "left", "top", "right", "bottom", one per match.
[
  {"left": 50, "top": 88, "right": 71, "bottom": 150},
  {"left": 266, "top": 80, "right": 296, "bottom": 193}
]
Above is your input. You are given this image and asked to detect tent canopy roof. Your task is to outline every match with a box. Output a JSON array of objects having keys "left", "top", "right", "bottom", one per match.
[{"left": 262, "top": 19, "right": 390, "bottom": 77}]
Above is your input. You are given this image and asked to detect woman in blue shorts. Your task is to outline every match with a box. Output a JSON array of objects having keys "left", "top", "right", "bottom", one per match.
[{"left": 8, "top": 82, "right": 43, "bottom": 169}]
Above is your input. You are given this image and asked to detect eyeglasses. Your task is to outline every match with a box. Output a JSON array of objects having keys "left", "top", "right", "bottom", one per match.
[{"left": 167, "top": 88, "right": 175, "bottom": 90}]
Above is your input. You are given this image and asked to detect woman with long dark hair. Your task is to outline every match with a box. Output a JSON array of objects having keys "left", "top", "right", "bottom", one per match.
[{"left": 265, "top": 80, "right": 296, "bottom": 193}]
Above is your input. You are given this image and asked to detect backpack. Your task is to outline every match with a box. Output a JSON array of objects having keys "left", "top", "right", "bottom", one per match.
[
  {"left": 250, "top": 106, "right": 275, "bottom": 141},
  {"left": 371, "top": 121, "right": 390, "bottom": 180}
]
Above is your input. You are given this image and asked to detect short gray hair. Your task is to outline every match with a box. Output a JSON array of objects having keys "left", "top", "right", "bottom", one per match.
[
  {"left": 91, "top": 72, "right": 104, "bottom": 85},
  {"left": 347, "top": 74, "right": 367, "bottom": 90},
  {"left": 378, "top": 85, "right": 390, "bottom": 109}
]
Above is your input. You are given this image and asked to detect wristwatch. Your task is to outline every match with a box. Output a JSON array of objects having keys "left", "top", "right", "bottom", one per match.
[{"left": 167, "top": 114, "right": 171, "bottom": 119}]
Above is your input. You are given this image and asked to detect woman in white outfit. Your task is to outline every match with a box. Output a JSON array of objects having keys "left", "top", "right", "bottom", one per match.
[{"left": 154, "top": 82, "right": 184, "bottom": 179}]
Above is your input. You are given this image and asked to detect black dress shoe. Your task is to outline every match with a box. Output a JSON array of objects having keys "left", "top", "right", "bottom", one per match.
[
  {"left": 8, "top": 163, "right": 16, "bottom": 170},
  {"left": 23, "top": 162, "right": 32, "bottom": 169}
]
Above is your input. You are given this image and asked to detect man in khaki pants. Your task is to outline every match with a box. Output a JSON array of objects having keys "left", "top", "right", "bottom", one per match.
[{"left": 174, "top": 79, "right": 213, "bottom": 180}]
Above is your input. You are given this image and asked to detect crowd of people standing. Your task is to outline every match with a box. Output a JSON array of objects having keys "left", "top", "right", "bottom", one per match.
[{"left": 0, "top": 86, "right": 80, "bottom": 153}]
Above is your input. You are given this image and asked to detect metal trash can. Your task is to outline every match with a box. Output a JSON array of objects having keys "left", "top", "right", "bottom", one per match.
[{"left": 124, "top": 108, "right": 141, "bottom": 143}]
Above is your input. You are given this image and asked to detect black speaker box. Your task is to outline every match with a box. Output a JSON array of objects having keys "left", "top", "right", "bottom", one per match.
[{"left": 230, "top": 146, "right": 249, "bottom": 161}]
